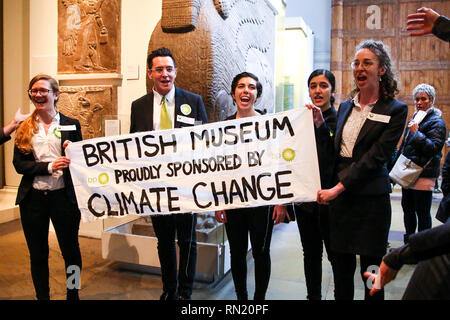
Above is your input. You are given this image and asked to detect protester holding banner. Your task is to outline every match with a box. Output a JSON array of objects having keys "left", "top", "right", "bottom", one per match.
[
  {"left": 312, "top": 40, "right": 408, "bottom": 300},
  {"left": 129, "top": 47, "right": 208, "bottom": 300},
  {"left": 215, "top": 72, "right": 287, "bottom": 300},
  {"left": 13, "top": 74, "right": 83, "bottom": 300},
  {"left": 293, "top": 69, "right": 337, "bottom": 300},
  {"left": 362, "top": 12, "right": 450, "bottom": 301}
]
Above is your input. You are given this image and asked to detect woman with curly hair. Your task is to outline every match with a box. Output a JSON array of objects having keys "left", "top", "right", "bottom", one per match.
[
  {"left": 310, "top": 40, "right": 408, "bottom": 300},
  {"left": 13, "top": 74, "right": 83, "bottom": 300}
]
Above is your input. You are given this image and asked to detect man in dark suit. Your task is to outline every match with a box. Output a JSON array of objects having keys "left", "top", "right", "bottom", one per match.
[{"left": 129, "top": 47, "right": 208, "bottom": 300}]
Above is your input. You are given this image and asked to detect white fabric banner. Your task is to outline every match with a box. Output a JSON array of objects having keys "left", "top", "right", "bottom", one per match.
[{"left": 66, "top": 108, "right": 321, "bottom": 222}]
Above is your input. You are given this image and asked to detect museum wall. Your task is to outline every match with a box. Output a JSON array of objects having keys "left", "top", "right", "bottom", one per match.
[
  {"left": 331, "top": 0, "right": 450, "bottom": 156},
  {"left": 3, "top": 0, "right": 163, "bottom": 187},
  {"left": 285, "top": 0, "right": 332, "bottom": 70},
  {"left": 3, "top": 0, "right": 30, "bottom": 187},
  {"left": 2, "top": 0, "right": 311, "bottom": 189}
]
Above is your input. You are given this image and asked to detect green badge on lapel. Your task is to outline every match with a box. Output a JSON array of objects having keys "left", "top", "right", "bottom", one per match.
[
  {"left": 180, "top": 104, "right": 192, "bottom": 116},
  {"left": 53, "top": 128, "right": 61, "bottom": 139}
]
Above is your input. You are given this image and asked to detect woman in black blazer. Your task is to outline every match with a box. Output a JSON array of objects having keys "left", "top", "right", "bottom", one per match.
[
  {"left": 311, "top": 40, "right": 408, "bottom": 300},
  {"left": 13, "top": 74, "right": 83, "bottom": 300}
]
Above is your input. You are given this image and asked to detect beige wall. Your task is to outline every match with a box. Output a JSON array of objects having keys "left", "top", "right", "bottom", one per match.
[
  {"left": 3, "top": 0, "right": 163, "bottom": 187},
  {"left": 3, "top": 0, "right": 30, "bottom": 187}
]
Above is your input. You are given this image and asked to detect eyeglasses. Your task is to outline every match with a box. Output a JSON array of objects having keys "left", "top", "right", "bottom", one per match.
[
  {"left": 151, "top": 66, "right": 175, "bottom": 74},
  {"left": 28, "top": 89, "right": 53, "bottom": 96},
  {"left": 351, "top": 60, "right": 375, "bottom": 70}
]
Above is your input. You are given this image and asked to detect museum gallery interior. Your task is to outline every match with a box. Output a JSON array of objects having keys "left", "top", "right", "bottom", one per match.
[{"left": 0, "top": 0, "right": 449, "bottom": 302}]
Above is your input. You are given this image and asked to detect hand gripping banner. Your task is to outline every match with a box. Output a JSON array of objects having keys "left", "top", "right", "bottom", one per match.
[{"left": 65, "top": 108, "right": 321, "bottom": 222}]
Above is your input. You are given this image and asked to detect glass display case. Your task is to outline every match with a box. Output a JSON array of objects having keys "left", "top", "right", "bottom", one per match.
[{"left": 102, "top": 214, "right": 230, "bottom": 283}]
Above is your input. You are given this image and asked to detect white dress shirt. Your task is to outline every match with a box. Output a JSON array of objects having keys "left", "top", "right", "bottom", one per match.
[
  {"left": 32, "top": 113, "right": 65, "bottom": 190},
  {"left": 340, "top": 94, "right": 376, "bottom": 158}
]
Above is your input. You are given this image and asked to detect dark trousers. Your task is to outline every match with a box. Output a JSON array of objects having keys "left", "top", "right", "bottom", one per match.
[
  {"left": 19, "top": 188, "right": 82, "bottom": 300},
  {"left": 401, "top": 188, "right": 433, "bottom": 236},
  {"left": 333, "top": 252, "right": 384, "bottom": 300},
  {"left": 225, "top": 206, "right": 274, "bottom": 300},
  {"left": 295, "top": 203, "right": 335, "bottom": 300},
  {"left": 151, "top": 213, "right": 197, "bottom": 298}
]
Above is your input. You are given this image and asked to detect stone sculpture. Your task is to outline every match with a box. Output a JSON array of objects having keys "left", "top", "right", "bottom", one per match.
[
  {"left": 148, "top": 0, "right": 277, "bottom": 122},
  {"left": 58, "top": 0, "right": 121, "bottom": 74},
  {"left": 57, "top": 85, "right": 117, "bottom": 139},
  {"left": 147, "top": 0, "right": 277, "bottom": 238}
]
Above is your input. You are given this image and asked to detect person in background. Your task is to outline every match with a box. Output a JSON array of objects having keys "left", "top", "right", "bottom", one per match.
[
  {"left": 396, "top": 84, "right": 446, "bottom": 244},
  {"left": 13, "top": 74, "right": 83, "bottom": 300},
  {"left": 215, "top": 72, "right": 287, "bottom": 300},
  {"left": 312, "top": 40, "right": 408, "bottom": 300},
  {"left": 293, "top": 69, "right": 337, "bottom": 300},
  {"left": 407, "top": 7, "right": 450, "bottom": 42},
  {"left": 130, "top": 47, "right": 208, "bottom": 300}
]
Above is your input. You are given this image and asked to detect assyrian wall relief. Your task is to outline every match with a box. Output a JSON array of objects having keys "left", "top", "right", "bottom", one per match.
[
  {"left": 149, "top": 0, "right": 277, "bottom": 122},
  {"left": 58, "top": 0, "right": 121, "bottom": 74},
  {"left": 57, "top": 86, "right": 118, "bottom": 139}
]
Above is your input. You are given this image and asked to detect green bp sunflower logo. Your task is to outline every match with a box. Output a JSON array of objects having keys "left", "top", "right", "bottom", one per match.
[
  {"left": 282, "top": 148, "right": 295, "bottom": 162},
  {"left": 180, "top": 104, "right": 192, "bottom": 116},
  {"left": 53, "top": 128, "right": 61, "bottom": 139},
  {"left": 98, "top": 173, "right": 109, "bottom": 185}
]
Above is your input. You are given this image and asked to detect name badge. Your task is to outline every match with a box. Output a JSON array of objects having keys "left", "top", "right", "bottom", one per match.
[
  {"left": 177, "top": 115, "right": 195, "bottom": 125},
  {"left": 367, "top": 112, "right": 390, "bottom": 123},
  {"left": 57, "top": 125, "right": 77, "bottom": 131}
]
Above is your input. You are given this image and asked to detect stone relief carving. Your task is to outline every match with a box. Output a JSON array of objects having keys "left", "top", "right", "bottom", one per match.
[
  {"left": 58, "top": 0, "right": 121, "bottom": 74},
  {"left": 149, "top": 0, "right": 277, "bottom": 122},
  {"left": 57, "top": 85, "right": 117, "bottom": 139}
]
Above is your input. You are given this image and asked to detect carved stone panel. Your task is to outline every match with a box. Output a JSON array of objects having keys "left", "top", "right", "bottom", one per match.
[
  {"left": 57, "top": 85, "right": 118, "bottom": 139},
  {"left": 149, "top": 0, "right": 277, "bottom": 122},
  {"left": 58, "top": 0, "right": 121, "bottom": 74}
]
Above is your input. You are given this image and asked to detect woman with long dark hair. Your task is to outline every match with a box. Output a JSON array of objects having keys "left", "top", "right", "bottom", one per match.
[{"left": 294, "top": 69, "right": 338, "bottom": 300}]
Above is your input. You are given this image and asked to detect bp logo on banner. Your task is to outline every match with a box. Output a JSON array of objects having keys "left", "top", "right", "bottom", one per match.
[{"left": 88, "top": 172, "right": 110, "bottom": 186}]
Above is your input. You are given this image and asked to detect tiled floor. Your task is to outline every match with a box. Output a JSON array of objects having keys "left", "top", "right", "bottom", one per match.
[{"left": 0, "top": 189, "right": 443, "bottom": 301}]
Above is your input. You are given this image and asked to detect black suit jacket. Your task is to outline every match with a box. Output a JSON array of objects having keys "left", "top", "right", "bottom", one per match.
[
  {"left": 330, "top": 98, "right": 408, "bottom": 195},
  {"left": 129, "top": 86, "right": 208, "bottom": 133},
  {"left": 13, "top": 113, "right": 82, "bottom": 205},
  {"left": 320, "top": 98, "right": 408, "bottom": 255},
  {"left": 0, "top": 130, "right": 11, "bottom": 145}
]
